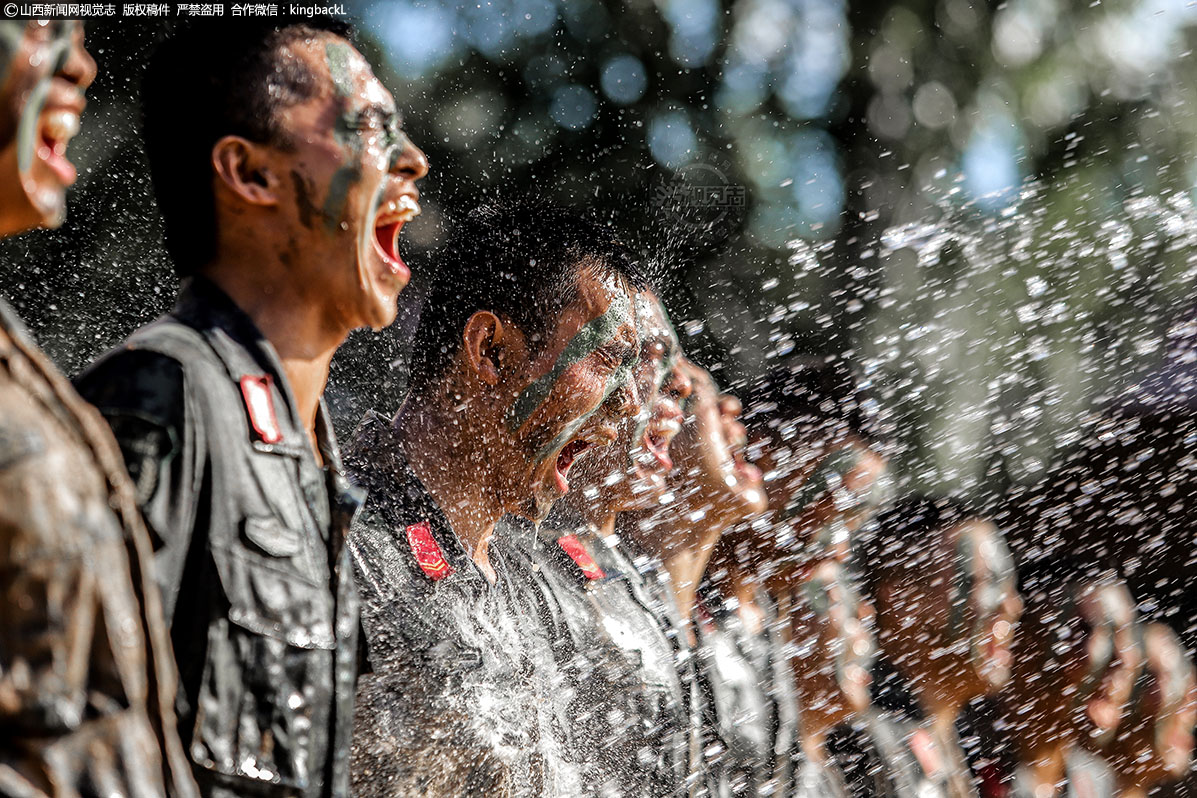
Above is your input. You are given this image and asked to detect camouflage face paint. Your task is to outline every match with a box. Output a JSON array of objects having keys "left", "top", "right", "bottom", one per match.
[
  {"left": 507, "top": 287, "right": 633, "bottom": 433},
  {"left": 16, "top": 22, "right": 73, "bottom": 178},
  {"left": 321, "top": 40, "right": 364, "bottom": 233},
  {"left": 630, "top": 293, "right": 681, "bottom": 446},
  {"left": 530, "top": 325, "right": 638, "bottom": 466},
  {"left": 780, "top": 445, "right": 863, "bottom": 523},
  {"left": 0, "top": 21, "right": 25, "bottom": 90}
]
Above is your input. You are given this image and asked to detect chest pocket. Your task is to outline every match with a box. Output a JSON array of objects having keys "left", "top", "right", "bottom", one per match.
[{"left": 193, "top": 453, "right": 337, "bottom": 789}]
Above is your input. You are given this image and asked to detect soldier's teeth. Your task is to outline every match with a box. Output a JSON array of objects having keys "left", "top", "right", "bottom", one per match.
[
  {"left": 397, "top": 195, "right": 421, "bottom": 218},
  {"left": 42, "top": 110, "right": 80, "bottom": 144}
]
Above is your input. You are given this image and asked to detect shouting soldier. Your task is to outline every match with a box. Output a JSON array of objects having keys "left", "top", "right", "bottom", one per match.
[
  {"left": 76, "top": 19, "right": 428, "bottom": 798},
  {"left": 346, "top": 199, "right": 645, "bottom": 796},
  {"left": 0, "top": 20, "right": 196, "bottom": 798}
]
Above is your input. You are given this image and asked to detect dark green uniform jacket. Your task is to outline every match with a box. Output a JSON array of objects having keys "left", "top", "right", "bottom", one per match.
[
  {"left": 502, "top": 515, "right": 700, "bottom": 797},
  {"left": 344, "top": 411, "right": 578, "bottom": 798},
  {"left": 76, "top": 278, "right": 362, "bottom": 798},
  {"left": 0, "top": 299, "right": 196, "bottom": 798}
]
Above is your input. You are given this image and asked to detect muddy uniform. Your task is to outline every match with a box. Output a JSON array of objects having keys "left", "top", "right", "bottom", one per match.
[
  {"left": 76, "top": 278, "right": 362, "bottom": 798},
  {"left": 0, "top": 299, "right": 196, "bottom": 798},
  {"left": 695, "top": 584, "right": 802, "bottom": 797},
  {"left": 504, "top": 516, "right": 699, "bottom": 797},
  {"left": 344, "top": 411, "right": 577, "bottom": 798}
]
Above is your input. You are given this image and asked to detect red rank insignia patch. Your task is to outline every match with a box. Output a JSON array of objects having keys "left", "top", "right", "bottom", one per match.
[
  {"left": 405, "top": 521, "right": 454, "bottom": 581},
  {"left": 240, "top": 375, "right": 283, "bottom": 444},
  {"left": 557, "top": 534, "right": 605, "bottom": 580}
]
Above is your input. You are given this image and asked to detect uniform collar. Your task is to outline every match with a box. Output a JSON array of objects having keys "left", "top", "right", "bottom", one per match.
[
  {"left": 171, "top": 276, "right": 345, "bottom": 473},
  {"left": 346, "top": 410, "right": 475, "bottom": 579}
]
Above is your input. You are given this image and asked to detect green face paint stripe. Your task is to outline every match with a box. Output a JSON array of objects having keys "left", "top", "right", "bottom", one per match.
[
  {"left": 16, "top": 27, "right": 71, "bottom": 175},
  {"left": 532, "top": 345, "right": 638, "bottom": 466},
  {"left": 321, "top": 165, "right": 362, "bottom": 233},
  {"left": 0, "top": 22, "right": 26, "bottom": 91},
  {"left": 532, "top": 413, "right": 590, "bottom": 465},
  {"left": 325, "top": 40, "right": 355, "bottom": 98},
  {"left": 507, "top": 290, "right": 632, "bottom": 432},
  {"left": 321, "top": 41, "right": 370, "bottom": 234},
  {"left": 781, "top": 446, "right": 864, "bottom": 521}
]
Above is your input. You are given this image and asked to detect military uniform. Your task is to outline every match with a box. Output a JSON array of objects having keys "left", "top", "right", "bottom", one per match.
[
  {"left": 694, "top": 583, "right": 802, "bottom": 797},
  {"left": 795, "top": 759, "right": 851, "bottom": 798},
  {"left": 1008, "top": 748, "right": 1117, "bottom": 798},
  {"left": 0, "top": 299, "right": 195, "bottom": 798},
  {"left": 344, "top": 411, "right": 578, "bottom": 798},
  {"left": 836, "top": 708, "right": 979, "bottom": 798},
  {"left": 504, "top": 512, "right": 700, "bottom": 797},
  {"left": 76, "top": 277, "right": 362, "bottom": 798}
]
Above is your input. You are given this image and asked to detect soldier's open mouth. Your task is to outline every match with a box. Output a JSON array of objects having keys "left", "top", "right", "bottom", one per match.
[
  {"left": 372, "top": 195, "right": 420, "bottom": 279},
  {"left": 555, "top": 438, "right": 595, "bottom": 493},
  {"left": 643, "top": 430, "right": 673, "bottom": 471},
  {"left": 38, "top": 108, "right": 81, "bottom": 185}
]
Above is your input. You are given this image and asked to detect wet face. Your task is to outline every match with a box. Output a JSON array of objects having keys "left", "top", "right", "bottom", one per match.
[
  {"left": 1075, "top": 582, "right": 1144, "bottom": 742},
  {"left": 751, "top": 427, "right": 890, "bottom": 561},
  {"left": 502, "top": 270, "right": 641, "bottom": 520},
  {"left": 267, "top": 35, "right": 428, "bottom": 331},
  {"left": 667, "top": 362, "right": 767, "bottom": 529},
  {"left": 1108, "top": 623, "right": 1197, "bottom": 786},
  {"left": 0, "top": 21, "right": 95, "bottom": 235},
  {"left": 878, "top": 520, "right": 1020, "bottom": 700},
  {"left": 792, "top": 558, "right": 876, "bottom": 733},
  {"left": 569, "top": 292, "right": 691, "bottom": 512},
  {"left": 953, "top": 522, "right": 1022, "bottom": 690}
]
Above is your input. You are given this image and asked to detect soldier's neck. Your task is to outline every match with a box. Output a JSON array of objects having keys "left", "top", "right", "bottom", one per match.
[
  {"left": 563, "top": 492, "right": 617, "bottom": 539},
  {"left": 202, "top": 264, "right": 345, "bottom": 463},
  {"left": 662, "top": 527, "right": 723, "bottom": 647},
  {"left": 709, "top": 543, "right": 765, "bottom": 635},
  {"left": 394, "top": 397, "right": 502, "bottom": 583}
]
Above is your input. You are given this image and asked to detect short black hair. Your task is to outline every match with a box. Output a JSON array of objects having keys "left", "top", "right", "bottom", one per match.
[
  {"left": 407, "top": 198, "right": 648, "bottom": 392},
  {"left": 141, "top": 17, "right": 354, "bottom": 276}
]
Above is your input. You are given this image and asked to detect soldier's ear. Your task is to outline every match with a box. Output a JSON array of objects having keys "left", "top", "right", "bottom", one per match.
[
  {"left": 462, "top": 311, "right": 505, "bottom": 386},
  {"left": 212, "top": 135, "right": 279, "bottom": 207}
]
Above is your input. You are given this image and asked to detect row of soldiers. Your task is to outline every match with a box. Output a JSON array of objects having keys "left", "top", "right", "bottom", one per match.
[{"left": 0, "top": 14, "right": 1194, "bottom": 798}]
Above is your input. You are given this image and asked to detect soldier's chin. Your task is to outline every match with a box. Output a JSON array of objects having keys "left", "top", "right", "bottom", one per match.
[{"left": 0, "top": 171, "right": 60, "bottom": 235}]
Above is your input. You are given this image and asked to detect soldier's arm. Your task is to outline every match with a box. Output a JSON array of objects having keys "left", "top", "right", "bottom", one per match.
[{"left": 75, "top": 349, "right": 204, "bottom": 622}]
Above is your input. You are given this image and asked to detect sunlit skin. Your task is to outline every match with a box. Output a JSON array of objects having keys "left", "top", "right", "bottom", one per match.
[
  {"left": 1106, "top": 623, "right": 1197, "bottom": 797},
  {"left": 0, "top": 21, "right": 95, "bottom": 235},
  {"left": 563, "top": 290, "right": 691, "bottom": 529},
  {"left": 875, "top": 520, "right": 1022, "bottom": 743},
  {"left": 396, "top": 268, "right": 641, "bottom": 582},
  {"left": 1004, "top": 579, "right": 1141, "bottom": 796},
  {"left": 790, "top": 558, "right": 876, "bottom": 764},
  {"left": 1076, "top": 582, "right": 1144, "bottom": 745},
  {"left": 749, "top": 425, "right": 889, "bottom": 568},
  {"left": 621, "top": 361, "right": 767, "bottom": 642},
  {"left": 202, "top": 30, "right": 427, "bottom": 460}
]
